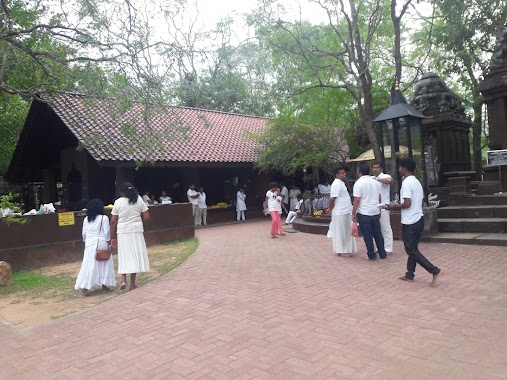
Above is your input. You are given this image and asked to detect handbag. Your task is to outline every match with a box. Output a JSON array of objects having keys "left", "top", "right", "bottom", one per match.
[{"left": 95, "top": 215, "right": 112, "bottom": 261}]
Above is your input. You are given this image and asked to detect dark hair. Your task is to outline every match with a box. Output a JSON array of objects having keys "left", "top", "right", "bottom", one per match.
[
  {"left": 373, "top": 161, "right": 383, "bottom": 168},
  {"left": 269, "top": 182, "right": 278, "bottom": 189},
  {"left": 118, "top": 182, "right": 139, "bottom": 204},
  {"left": 333, "top": 166, "right": 346, "bottom": 175},
  {"left": 399, "top": 157, "right": 416, "bottom": 172},
  {"left": 87, "top": 199, "right": 104, "bottom": 222},
  {"left": 359, "top": 164, "right": 370, "bottom": 175}
]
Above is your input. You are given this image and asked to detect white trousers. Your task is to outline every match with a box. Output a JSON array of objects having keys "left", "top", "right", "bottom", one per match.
[
  {"left": 380, "top": 209, "right": 393, "bottom": 252},
  {"left": 196, "top": 208, "right": 207, "bottom": 226},
  {"left": 285, "top": 211, "right": 298, "bottom": 224},
  {"left": 237, "top": 210, "right": 245, "bottom": 220}
]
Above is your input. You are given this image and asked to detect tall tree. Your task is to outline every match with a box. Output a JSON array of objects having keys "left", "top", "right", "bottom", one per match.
[{"left": 251, "top": 0, "right": 395, "bottom": 161}]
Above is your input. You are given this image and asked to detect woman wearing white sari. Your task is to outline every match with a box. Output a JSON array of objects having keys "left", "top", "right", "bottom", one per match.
[
  {"left": 326, "top": 166, "right": 357, "bottom": 257},
  {"left": 110, "top": 182, "right": 150, "bottom": 291},
  {"left": 75, "top": 199, "right": 116, "bottom": 296}
]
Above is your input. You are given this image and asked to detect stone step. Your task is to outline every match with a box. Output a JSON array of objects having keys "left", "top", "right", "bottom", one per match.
[
  {"left": 447, "top": 194, "right": 507, "bottom": 206},
  {"left": 421, "top": 233, "right": 507, "bottom": 247},
  {"left": 302, "top": 215, "right": 332, "bottom": 224},
  {"left": 437, "top": 205, "right": 507, "bottom": 218},
  {"left": 438, "top": 218, "right": 507, "bottom": 233},
  {"left": 292, "top": 218, "right": 329, "bottom": 235}
]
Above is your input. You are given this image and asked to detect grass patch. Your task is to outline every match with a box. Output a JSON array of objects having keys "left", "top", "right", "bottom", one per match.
[
  {"left": 0, "top": 271, "right": 74, "bottom": 296},
  {"left": 0, "top": 237, "right": 199, "bottom": 297}
]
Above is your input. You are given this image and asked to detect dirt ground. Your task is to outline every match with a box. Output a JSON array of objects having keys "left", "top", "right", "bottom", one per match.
[{"left": 0, "top": 241, "right": 195, "bottom": 329}]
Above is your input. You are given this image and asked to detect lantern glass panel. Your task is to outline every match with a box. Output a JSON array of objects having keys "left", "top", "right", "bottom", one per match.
[
  {"left": 382, "top": 120, "right": 396, "bottom": 179},
  {"left": 410, "top": 118, "right": 424, "bottom": 183}
]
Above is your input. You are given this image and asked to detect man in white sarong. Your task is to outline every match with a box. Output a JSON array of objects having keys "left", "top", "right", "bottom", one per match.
[
  {"left": 325, "top": 166, "right": 357, "bottom": 257},
  {"left": 372, "top": 161, "right": 394, "bottom": 255}
]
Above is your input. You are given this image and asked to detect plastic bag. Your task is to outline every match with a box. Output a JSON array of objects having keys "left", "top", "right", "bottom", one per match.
[{"left": 350, "top": 221, "right": 359, "bottom": 237}]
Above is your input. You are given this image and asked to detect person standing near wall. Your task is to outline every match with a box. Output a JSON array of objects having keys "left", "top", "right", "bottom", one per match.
[
  {"left": 386, "top": 158, "right": 443, "bottom": 285},
  {"left": 197, "top": 186, "right": 208, "bottom": 226},
  {"left": 187, "top": 184, "right": 200, "bottom": 226},
  {"left": 372, "top": 161, "right": 394, "bottom": 255},
  {"left": 236, "top": 187, "right": 247, "bottom": 221}
]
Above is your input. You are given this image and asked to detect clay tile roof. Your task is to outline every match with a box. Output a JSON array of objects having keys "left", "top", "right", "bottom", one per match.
[{"left": 48, "top": 93, "right": 268, "bottom": 165}]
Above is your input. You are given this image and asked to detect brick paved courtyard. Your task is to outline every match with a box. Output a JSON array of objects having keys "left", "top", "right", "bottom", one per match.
[{"left": 1, "top": 220, "right": 507, "bottom": 379}]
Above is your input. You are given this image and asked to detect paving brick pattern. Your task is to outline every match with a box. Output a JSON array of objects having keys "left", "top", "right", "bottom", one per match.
[{"left": 1, "top": 220, "right": 507, "bottom": 379}]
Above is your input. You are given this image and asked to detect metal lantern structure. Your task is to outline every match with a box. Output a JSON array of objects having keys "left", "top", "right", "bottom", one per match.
[{"left": 374, "top": 89, "right": 427, "bottom": 201}]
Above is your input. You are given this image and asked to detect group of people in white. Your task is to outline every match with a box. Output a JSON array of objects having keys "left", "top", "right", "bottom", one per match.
[
  {"left": 142, "top": 190, "right": 173, "bottom": 206},
  {"left": 326, "top": 158, "right": 442, "bottom": 285},
  {"left": 186, "top": 184, "right": 209, "bottom": 226}
]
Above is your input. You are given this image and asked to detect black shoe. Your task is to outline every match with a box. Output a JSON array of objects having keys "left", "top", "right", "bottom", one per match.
[
  {"left": 398, "top": 275, "right": 414, "bottom": 282},
  {"left": 431, "top": 269, "right": 443, "bottom": 286}
]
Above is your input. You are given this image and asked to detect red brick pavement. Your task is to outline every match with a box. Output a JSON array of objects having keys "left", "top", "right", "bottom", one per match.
[{"left": 1, "top": 220, "right": 507, "bottom": 379}]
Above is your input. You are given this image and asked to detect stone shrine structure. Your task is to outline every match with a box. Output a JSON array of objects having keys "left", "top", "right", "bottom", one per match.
[
  {"left": 411, "top": 72, "right": 473, "bottom": 187},
  {"left": 480, "top": 26, "right": 507, "bottom": 193}
]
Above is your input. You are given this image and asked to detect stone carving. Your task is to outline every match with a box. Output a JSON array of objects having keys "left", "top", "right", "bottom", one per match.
[
  {"left": 490, "top": 27, "right": 507, "bottom": 69},
  {"left": 0, "top": 261, "right": 12, "bottom": 287},
  {"left": 411, "top": 72, "right": 468, "bottom": 120}
]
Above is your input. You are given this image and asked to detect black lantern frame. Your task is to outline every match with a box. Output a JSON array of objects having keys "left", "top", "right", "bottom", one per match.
[{"left": 374, "top": 89, "right": 428, "bottom": 202}]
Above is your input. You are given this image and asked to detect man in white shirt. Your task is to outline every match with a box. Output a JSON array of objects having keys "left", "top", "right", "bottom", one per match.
[
  {"left": 280, "top": 184, "right": 289, "bottom": 215},
  {"left": 386, "top": 158, "right": 442, "bottom": 285},
  {"left": 352, "top": 164, "right": 387, "bottom": 260},
  {"left": 196, "top": 187, "right": 207, "bottom": 226},
  {"left": 326, "top": 166, "right": 357, "bottom": 256},
  {"left": 186, "top": 184, "right": 200, "bottom": 226},
  {"left": 372, "top": 161, "right": 394, "bottom": 255},
  {"left": 319, "top": 180, "right": 331, "bottom": 195}
]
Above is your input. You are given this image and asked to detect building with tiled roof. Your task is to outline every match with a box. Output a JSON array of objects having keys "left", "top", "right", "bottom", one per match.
[{"left": 7, "top": 93, "right": 273, "bottom": 209}]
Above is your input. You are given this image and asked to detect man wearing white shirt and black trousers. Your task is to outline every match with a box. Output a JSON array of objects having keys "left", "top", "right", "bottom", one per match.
[
  {"left": 352, "top": 164, "right": 387, "bottom": 260},
  {"left": 386, "top": 158, "right": 442, "bottom": 285},
  {"left": 372, "top": 161, "right": 394, "bottom": 255}
]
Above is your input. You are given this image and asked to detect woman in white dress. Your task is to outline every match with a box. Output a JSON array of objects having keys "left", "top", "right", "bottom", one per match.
[
  {"left": 75, "top": 199, "right": 116, "bottom": 296},
  {"left": 236, "top": 187, "right": 247, "bottom": 221},
  {"left": 110, "top": 183, "right": 151, "bottom": 291}
]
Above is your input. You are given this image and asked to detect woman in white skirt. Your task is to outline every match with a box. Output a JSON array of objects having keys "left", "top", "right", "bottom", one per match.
[
  {"left": 75, "top": 199, "right": 116, "bottom": 296},
  {"left": 326, "top": 166, "right": 357, "bottom": 257},
  {"left": 110, "top": 182, "right": 150, "bottom": 291}
]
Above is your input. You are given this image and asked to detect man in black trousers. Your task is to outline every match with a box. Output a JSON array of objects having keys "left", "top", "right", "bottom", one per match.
[{"left": 386, "top": 158, "right": 443, "bottom": 285}]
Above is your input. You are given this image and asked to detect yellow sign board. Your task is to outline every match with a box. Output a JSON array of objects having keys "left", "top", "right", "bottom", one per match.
[{"left": 58, "top": 212, "right": 75, "bottom": 226}]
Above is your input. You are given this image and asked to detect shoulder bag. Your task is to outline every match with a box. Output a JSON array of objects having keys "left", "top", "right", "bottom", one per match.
[{"left": 95, "top": 215, "right": 112, "bottom": 261}]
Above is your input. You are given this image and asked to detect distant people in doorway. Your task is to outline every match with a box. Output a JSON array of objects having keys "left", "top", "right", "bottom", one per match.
[
  {"left": 187, "top": 184, "right": 200, "bottom": 226},
  {"left": 289, "top": 185, "right": 301, "bottom": 211},
  {"left": 386, "top": 158, "right": 443, "bottom": 285},
  {"left": 236, "top": 187, "right": 247, "bottom": 221},
  {"left": 110, "top": 183, "right": 150, "bottom": 291},
  {"left": 159, "top": 191, "right": 172, "bottom": 204},
  {"left": 197, "top": 187, "right": 208, "bottom": 226}
]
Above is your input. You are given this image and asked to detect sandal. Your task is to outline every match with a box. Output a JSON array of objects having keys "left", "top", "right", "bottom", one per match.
[
  {"left": 130, "top": 285, "right": 138, "bottom": 291},
  {"left": 119, "top": 283, "right": 126, "bottom": 290},
  {"left": 81, "top": 289, "right": 89, "bottom": 297},
  {"left": 271, "top": 234, "right": 277, "bottom": 238}
]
